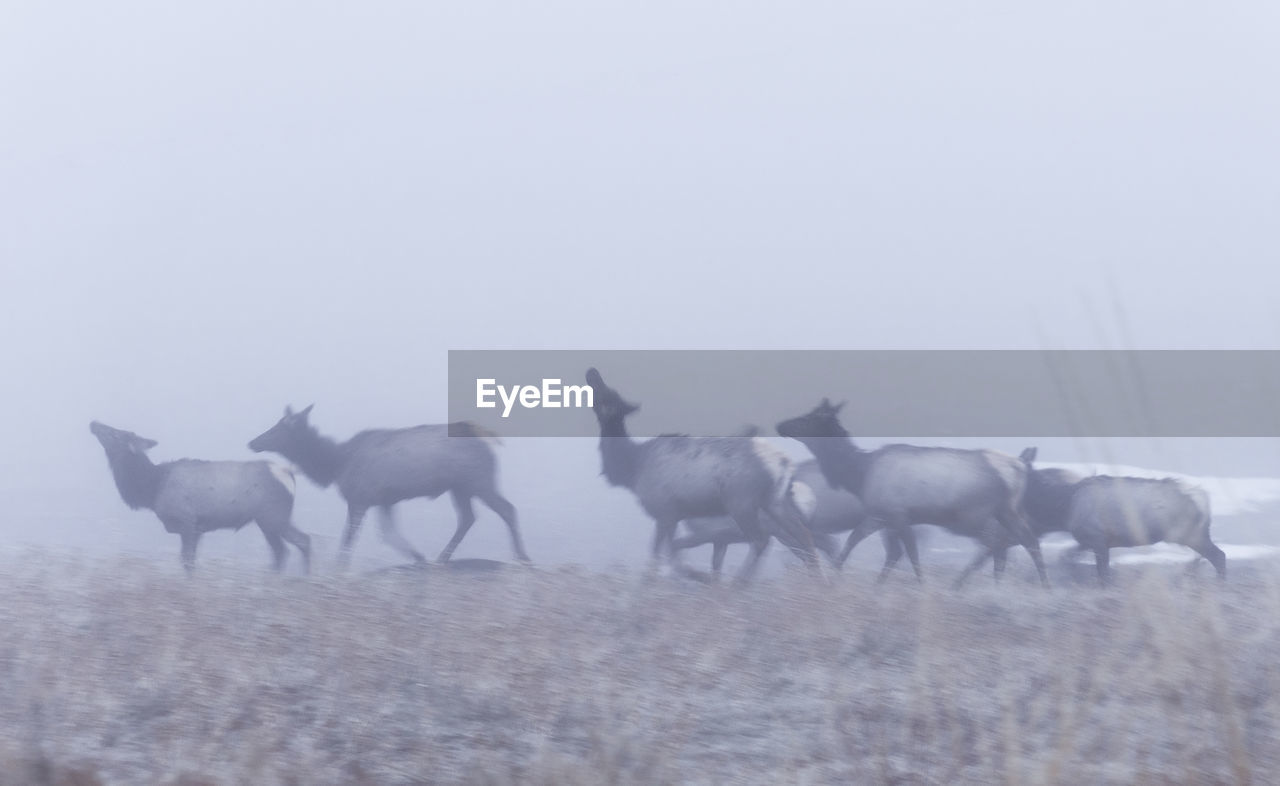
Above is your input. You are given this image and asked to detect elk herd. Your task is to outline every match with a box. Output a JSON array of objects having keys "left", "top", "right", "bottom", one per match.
[{"left": 89, "top": 368, "right": 1228, "bottom": 587}]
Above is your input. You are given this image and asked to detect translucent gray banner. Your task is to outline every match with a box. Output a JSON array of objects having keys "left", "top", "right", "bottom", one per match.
[{"left": 447, "top": 350, "right": 1280, "bottom": 437}]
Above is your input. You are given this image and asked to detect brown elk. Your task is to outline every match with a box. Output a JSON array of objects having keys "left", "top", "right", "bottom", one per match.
[
  {"left": 585, "top": 368, "right": 820, "bottom": 582},
  {"left": 90, "top": 421, "right": 311, "bottom": 574},
  {"left": 249, "top": 406, "right": 530, "bottom": 567},
  {"left": 777, "top": 399, "right": 1048, "bottom": 587}
]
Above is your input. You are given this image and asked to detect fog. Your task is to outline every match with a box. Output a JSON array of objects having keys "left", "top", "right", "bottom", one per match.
[{"left": 3, "top": 2, "right": 1279, "bottom": 571}]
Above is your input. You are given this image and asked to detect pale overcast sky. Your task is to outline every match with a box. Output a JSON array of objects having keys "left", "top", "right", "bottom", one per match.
[{"left": 3, "top": 2, "right": 1278, "bottom": 567}]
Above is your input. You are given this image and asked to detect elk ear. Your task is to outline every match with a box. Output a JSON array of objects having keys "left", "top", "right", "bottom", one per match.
[
  {"left": 130, "top": 437, "right": 158, "bottom": 453},
  {"left": 298, "top": 404, "right": 314, "bottom": 420},
  {"left": 820, "top": 397, "right": 832, "bottom": 409},
  {"left": 284, "top": 405, "right": 294, "bottom": 417},
  {"left": 586, "top": 368, "right": 603, "bottom": 386},
  {"left": 624, "top": 400, "right": 640, "bottom": 415},
  {"left": 1020, "top": 447, "right": 1038, "bottom": 464},
  {"left": 833, "top": 400, "right": 847, "bottom": 414}
]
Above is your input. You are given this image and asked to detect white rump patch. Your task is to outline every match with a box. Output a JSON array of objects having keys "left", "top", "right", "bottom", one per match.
[
  {"left": 788, "top": 480, "right": 818, "bottom": 521},
  {"left": 268, "top": 464, "right": 297, "bottom": 496},
  {"left": 750, "top": 438, "right": 794, "bottom": 502}
]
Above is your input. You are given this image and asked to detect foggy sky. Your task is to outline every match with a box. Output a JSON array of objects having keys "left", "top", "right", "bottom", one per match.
[{"left": 3, "top": 2, "right": 1279, "bottom": 568}]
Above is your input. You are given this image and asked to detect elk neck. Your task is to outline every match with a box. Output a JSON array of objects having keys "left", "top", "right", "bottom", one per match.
[
  {"left": 801, "top": 434, "right": 871, "bottom": 496},
  {"left": 104, "top": 448, "right": 165, "bottom": 511},
  {"left": 596, "top": 415, "right": 642, "bottom": 489},
  {"left": 275, "top": 424, "right": 345, "bottom": 487}
]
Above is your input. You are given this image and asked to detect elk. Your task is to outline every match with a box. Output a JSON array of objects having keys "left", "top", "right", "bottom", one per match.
[
  {"left": 952, "top": 447, "right": 1083, "bottom": 586},
  {"left": 1001, "top": 448, "right": 1224, "bottom": 584},
  {"left": 248, "top": 406, "right": 530, "bottom": 568},
  {"left": 672, "top": 458, "right": 911, "bottom": 578},
  {"left": 89, "top": 421, "right": 311, "bottom": 574},
  {"left": 584, "top": 368, "right": 820, "bottom": 581},
  {"left": 776, "top": 399, "right": 1049, "bottom": 587}
]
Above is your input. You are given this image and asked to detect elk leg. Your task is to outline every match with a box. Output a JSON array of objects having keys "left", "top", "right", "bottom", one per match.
[
  {"left": 261, "top": 529, "right": 288, "bottom": 572},
  {"left": 992, "top": 548, "right": 1008, "bottom": 580},
  {"left": 876, "top": 529, "right": 904, "bottom": 583},
  {"left": 278, "top": 522, "right": 312, "bottom": 575},
  {"left": 669, "top": 531, "right": 725, "bottom": 575},
  {"left": 811, "top": 533, "right": 842, "bottom": 568},
  {"left": 711, "top": 541, "right": 729, "bottom": 576},
  {"left": 651, "top": 518, "right": 679, "bottom": 567},
  {"left": 836, "top": 518, "right": 883, "bottom": 569},
  {"left": 1094, "top": 548, "right": 1111, "bottom": 585},
  {"left": 653, "top": 518, "right": 705, "bottom": 580},
  {"left": 651, "top": 520, "right": 673, "bottom": 562},
  {"left": 999, "top": 508, "right": 1049, "bottom": 589},
  {"left": 378, "top": 506, "right": 426, "bottom": 565},
  {"left": 733, "top": 537, "right": 772, "bottom": 585},
  {"left": 478, "top": 490, "right": 531, "bottom": 564},
  {"left": 439, "top": 492, "right": 477, "bottom": 564},
  {"left": 899, "top": 527, "right": 923, "bottom": 582},
  {"left": 952, "top": 549, "right": 995, "bottom": 590},
  {"left": 877, "top": 526, "right": 923, "bottom": 584},
  {"left": 1191, "top": 540, "right": 1227, "bottom": 580},
  {"left": 336, "top": 505, "right": 368, "bottom": 569},
  {"left": 729, "top": 508, "right": 771, "bottom": 584},
  {"left": 178, "top": 528, "right": 200, "bottom": 575}
]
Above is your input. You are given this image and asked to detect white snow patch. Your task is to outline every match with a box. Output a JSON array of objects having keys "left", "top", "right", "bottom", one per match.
[{"left": 1043, "top": 541, "right": 1280, "bottom": 565}]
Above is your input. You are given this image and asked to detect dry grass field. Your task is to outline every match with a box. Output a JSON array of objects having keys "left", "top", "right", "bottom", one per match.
[{"left": 1, "top": 552, "right": 1278, "bottom": 785}]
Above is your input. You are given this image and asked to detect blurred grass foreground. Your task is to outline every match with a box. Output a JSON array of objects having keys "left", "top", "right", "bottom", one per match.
[{"left": 1, "top": 553, "right": 1277, "bottom": 785}]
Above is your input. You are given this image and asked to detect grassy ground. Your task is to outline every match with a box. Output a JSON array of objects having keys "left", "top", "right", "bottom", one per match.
[{"left": 1, "top": 552, "right": 1277, "bottom": 785}]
